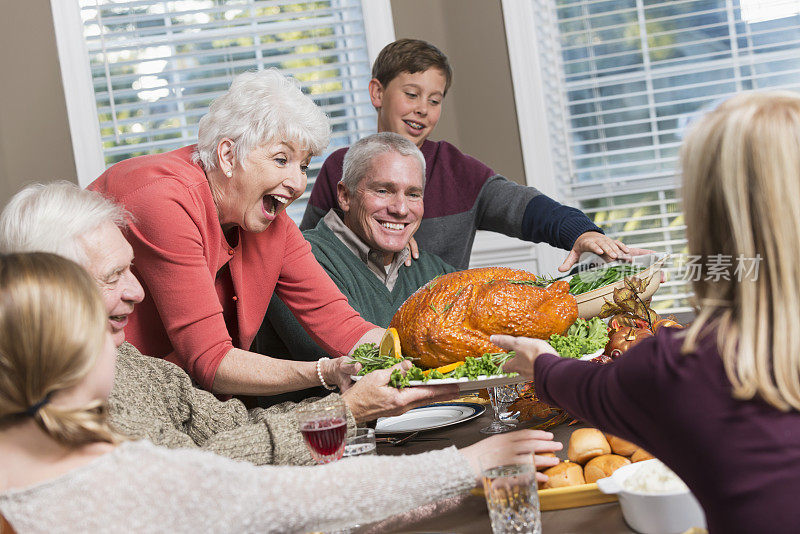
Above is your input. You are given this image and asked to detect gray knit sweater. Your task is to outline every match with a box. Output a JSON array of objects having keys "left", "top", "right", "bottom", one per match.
[{"left": 108, "top": 342, "right": 355, "bottom": 466}]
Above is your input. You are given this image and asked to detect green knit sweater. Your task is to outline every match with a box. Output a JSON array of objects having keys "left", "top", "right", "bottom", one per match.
[
  {"left": 256, "top": 220, "right": 455, "bottom": 364},
  {"left": 108, "top": 342, "right": 355, "bottom": 466}
]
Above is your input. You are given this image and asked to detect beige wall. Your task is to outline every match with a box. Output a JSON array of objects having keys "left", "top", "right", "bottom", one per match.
[
  {"left": 0, "top": 0, "right": 76, "bottom": 209},
  {"left": 390, "top": 0, "right": 526, "bottom": 185}
]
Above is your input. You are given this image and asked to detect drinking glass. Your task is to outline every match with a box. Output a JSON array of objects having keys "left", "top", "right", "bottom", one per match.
[
  {"left": 480, "top": 451, "right": 542, "bottom": 534},
  {"left": 343, "top": 427, "right": 377, "bottom": 458},
  {"left": 480, "top": 385, "right": 519, "bottom": 434},
  {"left": 296, "top": 398, "right": 348, "bottom": 464}
]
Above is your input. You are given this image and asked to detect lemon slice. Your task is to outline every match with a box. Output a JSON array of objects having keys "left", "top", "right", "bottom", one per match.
[
  {"left": 379, "top": 327, "right": 402, "bottom": 359},
  {"left": 422, "top": 361, "right": 465, "bottom": 376}
]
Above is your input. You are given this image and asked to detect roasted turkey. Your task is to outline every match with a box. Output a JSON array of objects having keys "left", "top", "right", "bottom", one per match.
[{"left": 389, "top": 267, "right": 578, "bottom": 368}]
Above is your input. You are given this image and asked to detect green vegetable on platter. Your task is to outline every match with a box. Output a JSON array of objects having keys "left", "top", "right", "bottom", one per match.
[
  {"left": 549, "top": 317, "right": 610, "bottom": 359},
  {"left": 567, "top": 264, "right": 645, "bottom": 295},
  {"left": 348, "top": 345, "right": 518, "bottom": 389}
]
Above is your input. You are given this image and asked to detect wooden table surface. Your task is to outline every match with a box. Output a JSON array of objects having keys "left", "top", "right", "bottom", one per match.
[{"left": 356, "top": 404, "right": 635, "bottom": 534}]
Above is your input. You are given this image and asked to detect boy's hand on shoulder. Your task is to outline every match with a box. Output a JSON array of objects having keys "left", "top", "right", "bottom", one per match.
[{"left": 403, "top": 237, "right": 420, "bottom": 267}]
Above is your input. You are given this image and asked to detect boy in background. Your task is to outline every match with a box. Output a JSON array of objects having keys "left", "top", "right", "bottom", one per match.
[{"left": 301, "top": 38, "right": 637, "bottom": 272}]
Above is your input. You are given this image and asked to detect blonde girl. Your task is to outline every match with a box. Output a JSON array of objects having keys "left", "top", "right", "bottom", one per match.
[
  {"left": 0, "top": 252, "right": 119, "bottom": 448},
  {"left": 680, "top": 91, "right": 800, "bottom": 411}
]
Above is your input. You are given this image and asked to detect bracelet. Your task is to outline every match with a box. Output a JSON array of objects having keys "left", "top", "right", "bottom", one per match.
[{"left": 316, "top": 357, "right": 336, "bottom": 391}]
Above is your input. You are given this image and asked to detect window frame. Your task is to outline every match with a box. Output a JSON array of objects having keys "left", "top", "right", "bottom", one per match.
[
  {"left": 50, "top": 0, "right": 395, "bottom": 187},
  {"left": 501, "top": 0, "right": 568, "bottom": 274},
  {"left": 51, "top": 0, "right": 105, "bottom": 187}
]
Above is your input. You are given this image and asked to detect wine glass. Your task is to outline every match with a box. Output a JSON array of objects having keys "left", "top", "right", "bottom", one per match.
[
  {"left": 480, "top": 385, "right": 519, "bottom": 434},
  {"left": 296, "top": 398, "right": 348, "bottom": 464}
]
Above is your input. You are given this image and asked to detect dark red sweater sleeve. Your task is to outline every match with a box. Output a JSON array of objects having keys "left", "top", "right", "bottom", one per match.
[
  {"left": 535, "top": 330, "right": 800, "bottom": 534},
  {"left": 533, "top": 334, "right": 674, "bottom": 453}
]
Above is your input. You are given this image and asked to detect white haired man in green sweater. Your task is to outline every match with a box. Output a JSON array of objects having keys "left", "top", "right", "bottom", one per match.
[{"left": 0, "top": 181, "right": 458, "bottom": 465}]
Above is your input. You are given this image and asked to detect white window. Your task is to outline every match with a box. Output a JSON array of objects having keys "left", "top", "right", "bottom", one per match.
[
  {"left": 504, "top": 0, "right": 800, "bottom": 313},
  {"left": 52, "top": 0, "right": 393, "bottom": 222}
]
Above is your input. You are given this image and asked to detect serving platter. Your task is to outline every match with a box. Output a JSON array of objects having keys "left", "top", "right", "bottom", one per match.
[
  {"left": 351, "top": 372, "right": 526, "bottom": 392},
  {"left": 374, "top": 402, "right": 486, "bottom": 434}
]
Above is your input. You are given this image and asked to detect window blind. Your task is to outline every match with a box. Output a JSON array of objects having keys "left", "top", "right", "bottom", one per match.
[
  {"left": 79, "top": 0, "right": 376, "bottom": 222},
  {"left": 531, "top": 0, "right": 800, "bottom": 313}
]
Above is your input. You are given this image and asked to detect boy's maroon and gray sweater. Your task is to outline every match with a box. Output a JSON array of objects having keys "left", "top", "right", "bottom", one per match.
[{"left": 300, "top": 139, "right": 602, "bottom": 270}]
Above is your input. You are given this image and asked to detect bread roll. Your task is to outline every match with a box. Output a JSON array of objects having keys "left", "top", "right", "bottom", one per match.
[
  {"left": 583, "top": 454, "right": 631, "bottom": 483},
  {"left": 542, "top": 461, "right": 585, "bottom": 489},
  {"left": 631, "top": 448, "right": 655, "bottom": 463},
  {"left": 568, "top": 428, "right": 611, "bottom": 464},
  {"left": 604, "top": 433, "right": 638, "bottom": 457}
]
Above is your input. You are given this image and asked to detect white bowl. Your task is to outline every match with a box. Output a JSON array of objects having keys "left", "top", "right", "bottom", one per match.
[{"left": 596, "top": 459, "right": 706, "bottom": 534}]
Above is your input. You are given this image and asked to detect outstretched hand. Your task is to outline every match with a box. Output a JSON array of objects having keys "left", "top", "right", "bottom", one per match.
[
  {"left": 560, "top": 231, "right": 660, "bottom": 272},
  {"left": 341, "top": 360, "right": 459, "bottom": 423},
  {"left": 491, "top": 334, "right": 558, "bottom": 379},
  {"left": 460, "top": 430, "right": 562, "bottom": 483},
  {"left": 559, "top": 232, "right": 631, "bottom": 272}
]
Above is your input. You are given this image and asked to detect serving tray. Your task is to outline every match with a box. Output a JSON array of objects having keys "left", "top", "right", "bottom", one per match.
[{"left": 472, "top": 482, "right": 618, "bottom": 511}]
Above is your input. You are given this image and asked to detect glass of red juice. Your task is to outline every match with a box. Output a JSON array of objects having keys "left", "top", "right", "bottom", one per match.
[{"left": 296, "top": 399, "right": 348, "bottom": 463}]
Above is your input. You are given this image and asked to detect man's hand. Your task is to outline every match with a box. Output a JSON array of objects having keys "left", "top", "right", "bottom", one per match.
[
  {"left": 403, "top": 237, "right": 420, "bottom": 267},
  {"left": 341, "top": 360, "right": 459, "bottom": 422},
  {"left": 490, "top": 334, "right": 558, "bottom": 379}
]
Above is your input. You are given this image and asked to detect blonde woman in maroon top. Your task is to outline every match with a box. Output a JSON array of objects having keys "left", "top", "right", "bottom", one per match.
[
  {"left": 90, "top": 69, "right": 391, "bottom": 400},
  {"left": 496, "top": 92, "right": 800, "bottom": 533}
]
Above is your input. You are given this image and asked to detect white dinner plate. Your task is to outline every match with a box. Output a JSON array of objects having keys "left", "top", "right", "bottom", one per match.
[
  {"left": 351, "top": 372, "right": 526, "bottom": 392},
  {"left": 374, "top": 402, "right": 487, "bottom": 434}
]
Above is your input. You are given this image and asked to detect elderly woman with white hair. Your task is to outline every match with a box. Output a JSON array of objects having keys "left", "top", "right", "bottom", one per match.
[{"left": 89, "top": 69, "right": 383, "bottom": 398}]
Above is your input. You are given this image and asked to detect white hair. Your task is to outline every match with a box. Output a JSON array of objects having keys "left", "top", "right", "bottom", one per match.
[
  {"left": 341, "top": 132, "right": 426, "bottom": 194},
  {"left": 0, "top": 181, "right": 127, "bottom": 265},
  {"left": 193, "top": 68, "right": 331, "bottom": 170}
]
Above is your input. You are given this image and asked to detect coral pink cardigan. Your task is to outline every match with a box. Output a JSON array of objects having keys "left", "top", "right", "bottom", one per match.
[{"left": 90, "top": 146, "right": 375, "bottom": 391}]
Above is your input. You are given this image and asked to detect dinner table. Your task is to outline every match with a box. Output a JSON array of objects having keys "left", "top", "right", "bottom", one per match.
[{"left": 353, "top": 403, "right": 636, "bottom": 534}]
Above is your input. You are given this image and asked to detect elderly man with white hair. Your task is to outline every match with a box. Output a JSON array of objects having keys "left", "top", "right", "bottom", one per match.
[
  {"left": 0, "top": 181, "right": 458, "bottom": 465},
  {"left": 256, "top": 132, "right": 456, "bottom": 381}
]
